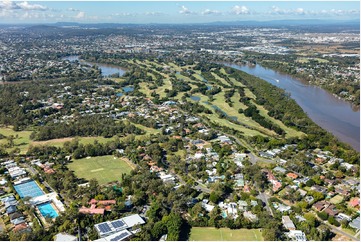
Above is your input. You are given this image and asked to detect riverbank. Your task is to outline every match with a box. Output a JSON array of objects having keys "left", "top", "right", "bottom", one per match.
[
  {"left": 257, "top": 61, "right": 360, "bottom": 108},
  {"left": 224, "top": 63, "right": 360, "bottom": 151},
  {"left": 62, "top": 56, "right": 126, "bottom": 77}
]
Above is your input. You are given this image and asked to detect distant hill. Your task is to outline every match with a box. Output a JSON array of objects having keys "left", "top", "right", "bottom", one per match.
[{"left": 49, "top": 19, "right": 360, "bottom": 28}]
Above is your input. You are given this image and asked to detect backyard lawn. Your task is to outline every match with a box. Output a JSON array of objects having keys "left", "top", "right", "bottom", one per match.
[{"left": 330, "top": 195, "right": 344, "bottom": 204}]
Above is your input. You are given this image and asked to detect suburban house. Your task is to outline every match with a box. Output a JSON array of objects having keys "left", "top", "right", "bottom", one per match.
[
  {"left": 324, "top": 204, "right": 339, "bottom": 217},
  {"left": 286, "top": 173, "right": 298, "bottom": 180},
  {"left": 348, "top": 197, "right": 359, "bottom": 208},
  {"left": 79, "top": 199, "right": 116, "bottom": 215},
  {"left": 286, "top": 230, "right": 307, "bottom": 241},
  {"left": 282, "top": 216, "right": 296, "bottom": 230},
  {"left": 313, "top": 201, "right": 329, "bottom": 212}
]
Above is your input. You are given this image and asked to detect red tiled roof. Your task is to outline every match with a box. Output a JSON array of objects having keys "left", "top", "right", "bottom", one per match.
[
  {"left": 44, "top": 168, "right": 55, "bottom": 174},
  {"left": 267, "top": 172, "right": 276, "bottom": 181},
  {"left": 97, "top": 200, "right": 116, "bottom": 205},
  {"left": 243, "top": 185, "right": 250, "bottom": 193},
  {"left": 273, "top": 181, "right": 282, "bottom": 192},
  {"left": 79, "top": 207, "right": 105, "bottom": 215},
  {"left": 13, "top": 223, "right": 28, "bottom": 232},
  {"left": 315, "top": 157, "right": 325, "bottom": 163},
  {"left": 286, "top": 173, "right": 298, "bottom": 179},
  {"left": 349, "top": 197, "right": 359, "bottom": 207}
]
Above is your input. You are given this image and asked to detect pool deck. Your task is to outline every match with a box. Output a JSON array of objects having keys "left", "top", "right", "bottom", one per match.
[{"left": 30, "top": 192, "right": 65, "bottom": 212}]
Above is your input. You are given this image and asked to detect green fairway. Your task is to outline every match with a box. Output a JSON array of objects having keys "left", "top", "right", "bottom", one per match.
[
  {"left": 189, "top": 227, "right": 263, "bottom": 241},
  {"left": 253, "top": 102, "right": 305, "bottom": 138},
  {"left": 139, "top": 82, "right": 153, "bottom": 98},
  {"left": 211, "top": 72, "right": 232, "bottom": 86},
  {"left": 157, "top": 77, "right": 173, "bottom": 98},
  {"left": 68, "top": 155, "right": 134, "bottom": 185},
  {"left": 187, "top": 94, "right": 267, "bottom": 137}
]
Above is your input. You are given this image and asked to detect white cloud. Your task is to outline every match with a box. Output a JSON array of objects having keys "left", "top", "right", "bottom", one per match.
[
  {"left": 231, "top": 5, "right": 249, "bottom": 15},
  {"left": 328, "top": 8, "right": 359, "bottom": 15},
  {"left": 202, "top": 9, "right": 221, "bottom": 15},
  {"left": 75, "top": 11, "right": 85, "bottom": 19},
  {"left": 67, "top": 7, "right": 79, "bottom": 12},
  {"left": 0, "top": 9, "right": 12, "bottom": 18},
  {"left": 270, "top": 6, "right": 359, "bottom": 16},
  {"left": 111, "top": 12, "right": 136, "bottom": 17},
  {"left": 0, "top": 0, "right": 18, "bottom": 10},
  {"left": 295, "top": 8, "right": 305, "bottom": 15},
  {"left": 271, "top": 6, "right": 287, "bottom": 15},
  {"left": 179, "top": 5, "right": 194, "bottom": 15},
  {"left": 270, "top": 6, "right": 305, "bottom": 15},
  {"left": 0, "top": 1, "right": 47, "bottom": 11},
  {"left": 144, "top": 12, "right": 164, "bottom": 16},
  {"left": 17, "top": 1, "right": 47, "bottom": 11}
]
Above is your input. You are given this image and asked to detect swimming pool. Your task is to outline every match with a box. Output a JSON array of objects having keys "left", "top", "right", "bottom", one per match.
[
  {"left": 37, "top": 202, "right": 58, "bottom": 218},
  {"left": 14, "top": 180, "right": 44, "bottom": 198}
]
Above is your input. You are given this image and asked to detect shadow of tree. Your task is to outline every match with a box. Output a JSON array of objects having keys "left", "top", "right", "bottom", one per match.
[{"left": 179, "top": 220, "right": 192, "bottom": 241}]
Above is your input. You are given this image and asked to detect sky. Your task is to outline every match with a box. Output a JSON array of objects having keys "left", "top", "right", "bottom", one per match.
[{"left": 0, "top": 1, "right": 359, "bottom": 24}]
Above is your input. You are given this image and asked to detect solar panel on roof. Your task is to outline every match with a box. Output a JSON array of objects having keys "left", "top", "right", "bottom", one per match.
[
  {"left": 98, "top": 223, "right": 112, "bottom": 233},
  {"left": 111, "top": 220, "right": 125, "bottom": 229},
  {"left": 110, "top": 232, "right": 130, "bottom": 241}
]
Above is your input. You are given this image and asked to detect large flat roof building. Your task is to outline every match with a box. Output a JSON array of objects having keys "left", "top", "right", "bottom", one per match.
[
  {"left": 94, "top": 214, "right": 145, "bottom": 238},
  {"left": 94, "top": 230, "right": 133, "bottom": 241}
]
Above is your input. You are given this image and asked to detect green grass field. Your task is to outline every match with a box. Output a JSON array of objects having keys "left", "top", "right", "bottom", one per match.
[
  {"left": 297, "top": 57, "right": 329, "bottom": 64},
  {"left": 0, "top": 121, "right": 155, "bottom": 154},
  {"left": 0, "top": 127, "right": 32, "bottom": 154},
  {"left": 67, "top": 155, "right": 134, "bottom": 185},
  {"left": 189, "top": 227, "right": 263, "bottom": 241}
]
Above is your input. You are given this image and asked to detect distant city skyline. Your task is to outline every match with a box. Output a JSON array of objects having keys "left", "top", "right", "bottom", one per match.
[{"left": 0, "top": 1, "right": 359, "bottom": 24}]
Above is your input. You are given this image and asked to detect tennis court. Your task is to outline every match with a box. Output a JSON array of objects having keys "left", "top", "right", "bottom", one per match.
[{"left": 14, "top": 180, "right": 44, "bottom": 198}]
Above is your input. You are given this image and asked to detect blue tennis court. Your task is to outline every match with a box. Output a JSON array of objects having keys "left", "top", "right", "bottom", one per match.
[{"left": 14, "top": 180, "right": 44, "bottom": 198}]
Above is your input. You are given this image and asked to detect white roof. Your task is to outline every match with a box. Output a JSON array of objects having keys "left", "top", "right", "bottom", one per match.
[
  {"left": 94, "top": 214, "right": 145, "bottom": 238},
  {"left": 30, "top": 192, "right": 65, "bottom": 212},
  {"left": 202, "top": 203, "right": 214, "bottom": 212},
  {"left": 94, "top": 230, "right": 133, "bottom": 241},
  {"left": 160, "top": 174, "right": 174, "bottom": 180},
  {"left": 194, "top": 153, "right": 204, "bottom": 159},
  {"left": 54, "top": 233, "right": 77, "bottom": 241},
  {"left": 123, "top": 214, "right": 145, "bottom": 228},
  {"left": 287, "top": 230, "right": 307, "bottom": 241}
]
